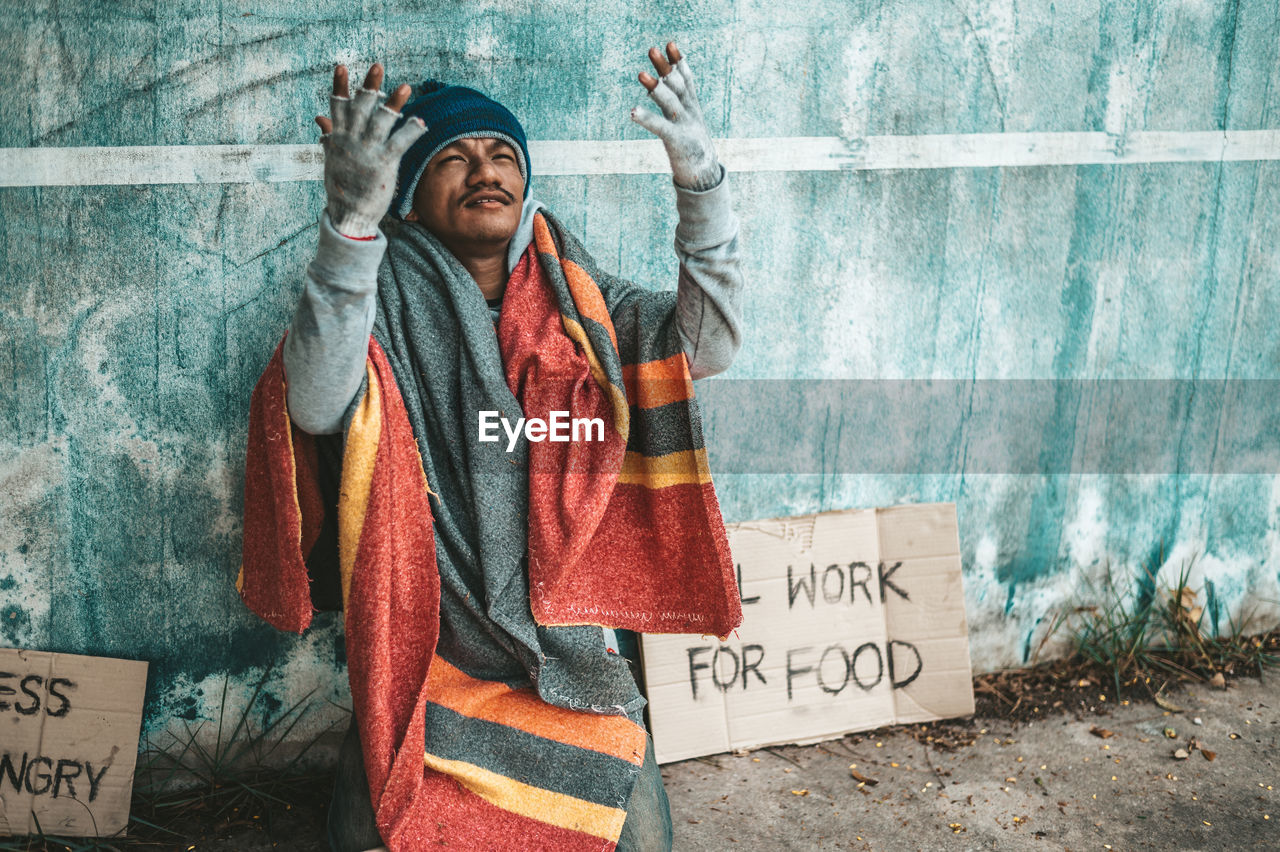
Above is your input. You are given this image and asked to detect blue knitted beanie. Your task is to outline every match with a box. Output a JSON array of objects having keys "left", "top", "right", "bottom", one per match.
[{"left": 390, "top": 81, "right": 531, "bottom": 219}]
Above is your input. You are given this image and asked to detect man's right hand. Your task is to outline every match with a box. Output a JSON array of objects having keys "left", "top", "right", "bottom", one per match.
[{"left": 316, "top": 64, "right": 426, "bottom": 238}]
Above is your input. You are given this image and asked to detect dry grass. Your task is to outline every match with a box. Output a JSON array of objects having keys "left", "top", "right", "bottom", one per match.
[
  {"left": 971, "top": 557, "right": 1280, "bottom": 723},
  {"left": 0, "top": 669, "right": 338, "bottom": 852}
]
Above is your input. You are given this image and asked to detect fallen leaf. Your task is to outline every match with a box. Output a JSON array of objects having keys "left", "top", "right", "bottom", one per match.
[
  {"left": 1091, "top": 726, "right": 1118, "bottom": 739},
  {"left": 1163, "top": 727, "right": 1178, "bottom": 739},
  {"left": 791, "top": 789, "right": 809, "bottom": 796},
  {"left": 1209, "top": 672, "right": 1226, "bottom": 689},
  {"left": 1155, "top": 693, "right": 1185, "bottom": 712},
  {"left": 849, "top": 769, "right": 879, "bottom": 786},
  {"left": 1173, "top": 749, "right": 1189, "bottom": 760},
  {"left": 948, "top": 823, "right": 966, "bottom": 833},
  {"left": 1202, "top": 750, "right": 1217, "bottom": 762}
]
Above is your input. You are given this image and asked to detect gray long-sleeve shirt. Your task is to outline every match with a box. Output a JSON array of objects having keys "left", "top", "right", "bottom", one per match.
[{"left": 284, "top": 173, "right": 744, "bottom": 435}]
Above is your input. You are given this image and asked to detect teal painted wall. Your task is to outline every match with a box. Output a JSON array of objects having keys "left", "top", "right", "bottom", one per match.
[{"left": 3, "top": 0, "right": 1280, "bottom": 738}]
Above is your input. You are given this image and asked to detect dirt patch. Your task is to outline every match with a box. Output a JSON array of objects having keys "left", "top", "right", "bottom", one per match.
[
  {"left": 971, "top": 630, "right": 1280, "bottom": 724},
  {"left": 810, "top": 630, "right": 1280, "bottom": 762}
]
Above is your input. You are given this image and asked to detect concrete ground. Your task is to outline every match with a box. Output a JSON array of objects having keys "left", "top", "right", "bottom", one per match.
[
  {"left": 11, "top": 678, "right": 1272, "bottom": 850},
  {"left": 663, "top": 676, "right": 1279, "bottom": 851}
]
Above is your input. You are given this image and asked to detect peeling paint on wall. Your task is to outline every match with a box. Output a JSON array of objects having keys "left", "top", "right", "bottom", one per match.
[{"left": 2, "top": 1, "right": 1280, "bottom": 752}]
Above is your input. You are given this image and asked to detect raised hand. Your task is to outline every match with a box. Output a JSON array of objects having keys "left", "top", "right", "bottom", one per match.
[
  {"left": 316, "top": 63, "right": 425, "bottom": 238},
  {"left": 631, "top": 42, "right": 722, "bottom": 192}
]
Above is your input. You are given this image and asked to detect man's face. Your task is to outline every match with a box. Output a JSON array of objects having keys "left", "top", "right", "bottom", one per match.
[{"left": 405, "top": 137, "right": 525, "bottom": 256}]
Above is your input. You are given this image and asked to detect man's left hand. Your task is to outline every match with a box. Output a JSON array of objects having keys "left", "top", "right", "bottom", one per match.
[{"left": 632, "top": 42, "right": 722, "bottom": 192}]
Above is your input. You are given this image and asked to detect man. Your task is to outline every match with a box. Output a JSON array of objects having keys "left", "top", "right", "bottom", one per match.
[{"left": 238, "top": 43, "right": 743, "bottom": 852}]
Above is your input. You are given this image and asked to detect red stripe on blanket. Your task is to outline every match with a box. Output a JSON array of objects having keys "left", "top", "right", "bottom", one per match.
[
  {"left": 339, "top": 342, "right": 442, "bottom": 852},
  {"left": 530, "top": 481, "right": 739, "bottom": 636},
  {"left": 239, "top": 340, "right": 316, "bottom": 633},
  {"left": 241, "top": 339, "right": 444, "bottom": 851},
  {"left": 502, "top": 248, "right": 629, "bottom": 579}
]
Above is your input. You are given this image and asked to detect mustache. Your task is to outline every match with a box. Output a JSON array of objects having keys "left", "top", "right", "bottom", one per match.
[{"left": 461, "top": 186, "right": 515, "bottom": 205}]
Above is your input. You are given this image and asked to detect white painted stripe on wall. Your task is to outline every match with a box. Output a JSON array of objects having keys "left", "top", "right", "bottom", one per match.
[{"left": 2, "top": 131, "right": 1279, "bottom": 187}]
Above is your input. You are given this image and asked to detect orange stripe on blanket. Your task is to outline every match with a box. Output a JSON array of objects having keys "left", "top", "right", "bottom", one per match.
[
  {"left": 561, "top": 258, "right": 618, "bottom": 351},
  {"left": 532, "top": 212, "right": 559, "bottom": 259},
  {"left": 427, "top": 658, "right": 646, "bottom": 765},
  {"left": 337, "top": 361, "right": 382, "bottom": 611},
  {"left": 422, "top": 753, "right": 629, "bottom": 841},
  {"left": 532, "top": 215, "right": 630, "bottom": 435},
  {"left": 618, "top": 449, "right": 713, "bottom": 488},
  {"left": 621, "top": 353, "right": 694, "bottom": 410}
]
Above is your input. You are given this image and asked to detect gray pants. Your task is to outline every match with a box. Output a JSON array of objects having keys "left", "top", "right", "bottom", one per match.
[{"left": 326, "top": 716, "right": 673, "bottom": 851}]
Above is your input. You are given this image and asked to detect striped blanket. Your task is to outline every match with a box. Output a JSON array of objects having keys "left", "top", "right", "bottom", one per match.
[
  {"left": 511, "top": 215, "right": 741, "bottom": 633},
  {"left": 239, "top": 210, "right": 741, "bottom": 849}
]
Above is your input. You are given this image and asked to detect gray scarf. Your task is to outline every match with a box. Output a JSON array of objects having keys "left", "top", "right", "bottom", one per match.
[{"left": 369, "top": 213, "right": 652, "bottom": 717}]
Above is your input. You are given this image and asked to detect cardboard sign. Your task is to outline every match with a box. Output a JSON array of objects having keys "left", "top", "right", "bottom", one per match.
[
  {"left": 641, "top": 504, "right": 974, "bottom": 763},
  {"left": 0, "top": 648, "right": 148, "bottom": 837}
]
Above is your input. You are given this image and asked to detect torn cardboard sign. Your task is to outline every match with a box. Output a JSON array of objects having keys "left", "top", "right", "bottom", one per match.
[
  {"left": 0, "top": 648, "right": 148, "bottom": 837},
  {"left": 642, "top": 503, "right": 974, "bottom": 764}
]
